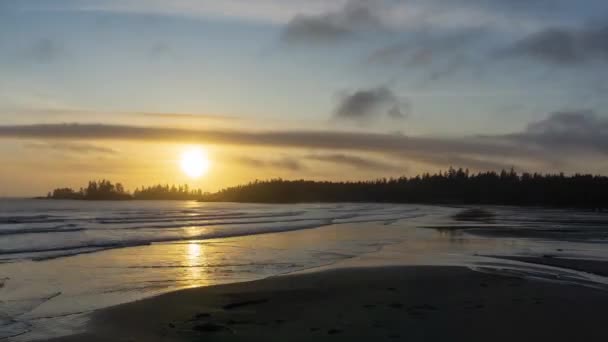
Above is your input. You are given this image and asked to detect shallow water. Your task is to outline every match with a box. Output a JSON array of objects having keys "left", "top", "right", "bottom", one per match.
[{"left": 1, "top": 200, "right": 608, "bottom": 340}]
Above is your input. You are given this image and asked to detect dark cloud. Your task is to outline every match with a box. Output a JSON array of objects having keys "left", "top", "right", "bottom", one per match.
[
  {"left": 279, "top": 0, "right": 608, "bottom": 84},
  {"left": 525, "top": 110, "right": 603, "bottom": 134},
  {"left": 506, "top": 110, "right": 608, "bottom": 153},
  {"left": 507, "top": 25, "right": 608, "bottom": 65},
  {"left": 281, "top": 1, "right": 494, "bottom": 83},
  {"left": 281, "top": 0, "right": 382, "bottom": 44},
  {"left": 281, "top": 0, "right": 562, "bottom": 46},
  {"left": 23, "top": 142, "right": 117, "bottom": 154},
  {"left": 334, "top": 87, "right": 409, "bottom": 123},
  {"left": 306, "top": 153, "right": 403, "bottom": 171},
  {"left": 0, "top": 123, "right": 521, "bottom": 157},
  {"left": 236, "top": 156, "right": 304, "bottom": 171},
  {"left": 1, "top": 111, "right": 607, "bottom": 171}
]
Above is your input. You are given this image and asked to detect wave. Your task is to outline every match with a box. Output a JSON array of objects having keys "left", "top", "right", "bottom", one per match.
[
  {"left": 0, "top": 220, "right": 334, "bottom": 262},
  {"left": 0, "top": 215, "right": 68, "bottom": 224},
  {"left": 0, "top": 208, "right": 417, "bottom": 237},
  {"left": 0, "top": 226, "right": 84, "bottom": 236},
  {"left": 95, "top": 210, "right": 306, "bottom": 224},
  {"left": 0, "top": 203, "right": 427, "bottom": 262},
  {"left": 88, "top": 213, "right": 365, "bottom": 231}
]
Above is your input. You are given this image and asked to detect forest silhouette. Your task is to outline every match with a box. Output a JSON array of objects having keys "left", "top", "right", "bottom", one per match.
[
  {"left": 47, "top": 180, "right": 205, "bottom": 201},
  {"left": 45, "top": 168, "right": 608, "bottom": 208}
]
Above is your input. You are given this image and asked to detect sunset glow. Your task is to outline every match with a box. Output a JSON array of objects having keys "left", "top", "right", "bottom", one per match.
[{"left": 180, "top": 148, "right": 210, "bottom": 179}]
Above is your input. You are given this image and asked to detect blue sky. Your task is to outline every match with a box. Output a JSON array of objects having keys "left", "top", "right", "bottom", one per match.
[{"left": 2, "top": 0, "right": 608, "bottom": 194}]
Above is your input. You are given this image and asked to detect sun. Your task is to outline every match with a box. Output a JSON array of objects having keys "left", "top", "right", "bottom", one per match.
[{"left": 180, "top": 148, "right": 210, "bottom": 179}]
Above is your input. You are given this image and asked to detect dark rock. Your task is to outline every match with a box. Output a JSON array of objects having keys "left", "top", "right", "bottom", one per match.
[{"left": 193, "top": 323, "right": 231, "bottom": 333}]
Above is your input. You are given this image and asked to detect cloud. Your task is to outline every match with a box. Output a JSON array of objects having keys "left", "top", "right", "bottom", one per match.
[
  {"left": 138, "top": 112, "right": 241, "bottom": 121},
  {"left": 366, "top": 28, "right": 488, "bottom": 79},
  {"left": 506, "top": 25, "right": 608, "bottom": 65},
  {"left": 306, "top": 153, "right": 403, "bottom": 171},
  {"left": 333, "top": 87, "right": 409, "bottom": 123},
  {"left": 280, "top": 0, "right": 561, "bottom": 46},
  {"left": 12, "top": 0, "right": 566, "bottom": 26},
  {"left": 278, "top": 0, "right": 607, "bottom": 85},
  {"left": 1, "top": 111, "right": 607, "bottom": 171},
  {"left": 0, "top": 123, "right": 514, "bottom": 157},
  {"left": 236, "top": 156, "right": 304, "bottom": 171},
  {"left": 23, "top": 142, "right": 118, "bottom": 154},
  {"left": 525, "top": 110, "right": 602, "bottom": 134},
  {"left": 11, "top": 0, "right": 340, "bottom": 24},
  {"left": 281, "top": 0, "right": 383, "bottom": 44},
  {"left": 505, "top": 110, "right": 608, "bottom": 153}
]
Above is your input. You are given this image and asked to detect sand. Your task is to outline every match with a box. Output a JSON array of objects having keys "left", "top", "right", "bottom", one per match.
[
  {"left": 49, "top": 266, "right": 608, "bottom": 342},
  {"left": 486, "top": 255, "right": 608, "bottom": 277}
]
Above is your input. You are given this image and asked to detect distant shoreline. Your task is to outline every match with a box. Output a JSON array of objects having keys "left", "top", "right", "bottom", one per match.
[{"left": 41, "top": 169, "right": 608, "bottom": 208}]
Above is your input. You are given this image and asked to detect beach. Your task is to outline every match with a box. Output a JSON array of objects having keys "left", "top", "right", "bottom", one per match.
[
  {"left": 50, "top": 266, "right": 608, "bottom": 342},
  {"left": 5, "top": 1, "right": 608, "bottom": 340},
  {"left": 2, "top": 201, "right": 608, "bottom": 341}
]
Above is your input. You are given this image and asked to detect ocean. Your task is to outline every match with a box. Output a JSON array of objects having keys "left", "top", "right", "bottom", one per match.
[{"left": 1, "top": 199, "right": 608, "bottom": 340}]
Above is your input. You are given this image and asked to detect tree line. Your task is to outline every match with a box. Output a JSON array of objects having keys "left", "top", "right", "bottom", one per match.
[
  {"left": 200, "top": 168, "right": 608, "bottom": 208},
  {"left": 46, "top": 180, "right": 207, "bottom": 200},
  {"left": 44, "top": 168, "right": 608, "bottom": 208}
]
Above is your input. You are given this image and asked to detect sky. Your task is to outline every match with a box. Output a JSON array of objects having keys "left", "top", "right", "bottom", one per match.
[{"left": 1, "top": 0, "right": 608, "bottom": 196}]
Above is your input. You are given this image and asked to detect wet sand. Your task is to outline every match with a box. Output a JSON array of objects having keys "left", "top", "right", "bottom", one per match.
[
  {"left": 486, "top": 255, "right": 608, "bottom": 277},
  {"left": 49, "top": 266, "right": 608, "bottom": 342}
]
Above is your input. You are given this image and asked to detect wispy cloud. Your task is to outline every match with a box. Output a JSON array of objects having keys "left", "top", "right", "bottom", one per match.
[
  {"left": 23, "top": 142, "right": 118, "bottom": 155},
  {"left": 2, "top": 110, "right": 607, "bottom": 171},
  {"left": 14, "top": 0, "right": 341, "bottom": 24},
  {"left": 235, "top": 156, "right": 304, "bottom": 171},
  {"left": 306, "top": 153, "right": 403, "bottom": 171},
  {"left": 366, "top": 28, "right": 488, "bottom": 79},
  {"left": 235, "top": 153, "right": 403, "bottom": 172},
  {"left": 138, "top": 112, "right": 242, "bottom": 121}
]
